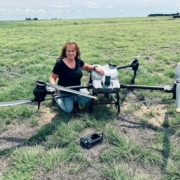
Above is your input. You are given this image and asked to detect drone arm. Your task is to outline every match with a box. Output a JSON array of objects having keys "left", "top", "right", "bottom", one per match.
[
  {"left": 120, "top": 84, "right": 174, "bottom": 92},
  {"left": 117, "top": 64, "right": 137, "bottom": 84},
  {"left": 117, "top": 64, "right": 132, "bottom": 70},
  {"left": 67, "top": 84, "right": 93, "bottom": 90},
  {"left": 117, "top": 58, "right": 139, "bottom": 84}
]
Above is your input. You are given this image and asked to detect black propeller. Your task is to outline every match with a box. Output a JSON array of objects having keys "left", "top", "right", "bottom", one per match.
[
  {"left": 175, "top": 63, "right": 180, "bottom": 112},
  {"left": 0, "top": 69, "right": 97, "bottom": 108}
]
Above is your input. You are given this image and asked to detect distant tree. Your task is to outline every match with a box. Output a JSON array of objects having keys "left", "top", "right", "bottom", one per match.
[
  {"left": 33, "top": 18, "right": 38, "bottom": 20},
  {"left": 25, "top": 18, "right": 31, "bottom": 20},
  {"left": 148, "top": 13, "right": 178, "bottom": 17}
]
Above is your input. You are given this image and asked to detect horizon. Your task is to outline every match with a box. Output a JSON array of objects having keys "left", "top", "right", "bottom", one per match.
[{"left": 0, "top": 0, "right": 179, "bottom": 21}]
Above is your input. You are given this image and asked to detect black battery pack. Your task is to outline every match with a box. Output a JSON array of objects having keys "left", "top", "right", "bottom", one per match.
[{"left": 80, "top": 132, "right": 103, "bottom": 149}]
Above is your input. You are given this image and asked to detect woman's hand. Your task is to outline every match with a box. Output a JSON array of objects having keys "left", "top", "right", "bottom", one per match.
[
  {"left": 82, "top": 63, "right": 105, "bottom": 75},
  {"left": 95, "top": 67, "right": 105, "bottom": 75}
]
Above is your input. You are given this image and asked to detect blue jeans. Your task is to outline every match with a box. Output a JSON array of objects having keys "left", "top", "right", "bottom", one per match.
[{"left": 55, "top": 89, "right": 91, "bottom": 113}]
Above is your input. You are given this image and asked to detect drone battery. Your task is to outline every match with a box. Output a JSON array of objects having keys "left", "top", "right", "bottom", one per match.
[{"left": 80, "top": 132, "right": 103, "bottom": 149}]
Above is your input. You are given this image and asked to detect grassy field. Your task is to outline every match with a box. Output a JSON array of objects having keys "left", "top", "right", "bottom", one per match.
[{"left": 0, "top": 16, "right": 180, "bottom": 179}]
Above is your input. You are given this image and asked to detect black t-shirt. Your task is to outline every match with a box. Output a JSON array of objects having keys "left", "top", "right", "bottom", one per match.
[{"left": 52, "top": 57, "right": 84, "bottom": 87}]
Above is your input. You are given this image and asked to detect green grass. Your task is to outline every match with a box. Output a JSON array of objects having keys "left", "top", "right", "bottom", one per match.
[{"left": 0, "top": 16, "right": 180, "bottom": 179}]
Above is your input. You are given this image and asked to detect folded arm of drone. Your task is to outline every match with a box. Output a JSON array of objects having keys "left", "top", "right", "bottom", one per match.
[
  {"left": 175, "top": 63, "right": 180, "bottom": 112},
  {"left": 117, "top": 57, "right": 139, "bottom": 84},
  {"left": 120, "top": 83, "right": 180, "bottom": 112}
]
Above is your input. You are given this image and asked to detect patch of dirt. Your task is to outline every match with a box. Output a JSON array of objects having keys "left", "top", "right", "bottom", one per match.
[
  {"left": 0, "top": 106, "right": 58, "bottom": 151},
  {"left": 131, "top": 103, "right": 167, "bottom": 127},
  {"left": 37, "top": 106, "right": 61, "bottom": 126},
  {"left": 0, "top": 124, "right": 37, "bottom": 178},
  {"left": 0, "top": 124, "right": 37, "bottom": 151},
  {"left": 0, "top": 157, "right": 10, "bottom": 179}
]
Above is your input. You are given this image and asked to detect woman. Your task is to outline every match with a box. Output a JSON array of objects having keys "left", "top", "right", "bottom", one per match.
[{"left": 49, "top": 41, "right": 104, "bottom": 113}]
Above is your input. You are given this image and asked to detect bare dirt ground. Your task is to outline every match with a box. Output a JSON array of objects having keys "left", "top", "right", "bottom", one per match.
[{"left": 0, "top": 102, "right": 176, "bottom": 179}]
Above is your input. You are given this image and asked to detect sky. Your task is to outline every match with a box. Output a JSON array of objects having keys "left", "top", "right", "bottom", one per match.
[{"left": 0, "top": 0, "right": 180, "bottom": 21}]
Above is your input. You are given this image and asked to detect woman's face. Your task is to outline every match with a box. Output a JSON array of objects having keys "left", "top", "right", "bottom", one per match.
[{"left": 65, "top": 45, "right": 77, "bottom": 60}]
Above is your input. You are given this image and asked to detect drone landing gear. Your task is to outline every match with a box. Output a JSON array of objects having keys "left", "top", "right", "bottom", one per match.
[
  {"left": 131, "top": 69, "right": 137, "bottom": 84},
  {"left": 89, "top": 91, "right": 120, "bottom": 114}
]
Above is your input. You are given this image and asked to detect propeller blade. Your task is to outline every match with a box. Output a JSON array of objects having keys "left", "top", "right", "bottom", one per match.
[
  {"left": 47, "top": 83, "right": 97, "bottom": 99},
  {"left": 0, "top": 68, "right": 35, "bottom": 81},
  {"left": 176, "top": 83, "right": 180, "bottom": 112},
  {"left": 0, "top": 100, "right": 34, "bottom": 107},
  {"left": 175, "top": 63, "right": 180, "bottom": 79},
  {"left": 45, "top": 55, "right": 59, "bottom": 59},
  {"left": 135, "top": 55, "right": 141, "bottom": 59},
  {"left": 0, "top": 68, "right": 96, "bottom": 99},
  {"left": 130, "top": 98, "right": 173, "bottom": 104}
]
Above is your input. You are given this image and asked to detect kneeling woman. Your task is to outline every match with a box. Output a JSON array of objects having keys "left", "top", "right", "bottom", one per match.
[{"left": 49, "top": 41, "right": 104, "bottom": 113}]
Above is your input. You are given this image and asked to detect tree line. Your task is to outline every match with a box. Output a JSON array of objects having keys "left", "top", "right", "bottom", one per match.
[
  {"left": 148, "top": 12, "right": 180, "bottom": 18},
  {"left": 25, "top": 18, "right": 38, "bottom": 20},
  {"left": 25, "top": 18, "right": 59, "bottom": 20}
]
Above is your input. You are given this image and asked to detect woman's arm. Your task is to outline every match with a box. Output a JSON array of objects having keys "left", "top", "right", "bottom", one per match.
[
  {"left": 82, "top": 63, "right": 105, "bottom": 75},
  {"left": 49, "top": 72, "right": 59, "bottom": 84}
]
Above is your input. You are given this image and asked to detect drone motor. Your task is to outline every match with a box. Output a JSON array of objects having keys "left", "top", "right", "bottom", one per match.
[{"left": 33, "top": 80, "right": 47, "bottom": 109}]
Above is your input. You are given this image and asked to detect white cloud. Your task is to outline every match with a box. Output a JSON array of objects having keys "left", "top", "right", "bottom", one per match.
[
  {"left": 55, "top": 10, "right": 62, "bottom": 12},
  {"left": 10, "top": 8, "right": 22, "bottom": 12},
  {"left": 0, "top": 8, "right": 36, "bottom": 14},
  {"left": 25, "top": 9, "right": 35, "bottom": 12},
  {"left": 51, "top": 5, "right": 70, "bottom": 8},
  {"left": 104, "top": 5, "right": 114, "bottom": 9},
  {"left": 8, "top": 3, "right": 21, "bottom": 6},
  {"left": 85, "top": 2, "right": 99, "bottom": 8},
  {"left": 0, "top": 8, "right": 11, "bottom": 12},
  {"left": 38, "top": 9, "right": 46, "bottom": 13}
]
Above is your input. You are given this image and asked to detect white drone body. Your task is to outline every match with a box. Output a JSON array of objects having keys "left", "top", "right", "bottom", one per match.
[{"left": 91, "top": 64, "right": 120, "bottom": 93}]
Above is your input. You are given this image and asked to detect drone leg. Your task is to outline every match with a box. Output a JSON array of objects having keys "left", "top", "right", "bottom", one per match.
[
  {"left": 116, "top": 92, "right": 120, "bottom": 115},
  {"left": 131, "top": 70, "right": 137, "bottom": 84},
  {"left": 111, "top": 93, "right": 120, "bottom": 115},
  {"left": 38, "top": 101, "right": 41, "bottom": 109},
  {"left": 89, "top": 91, "right": 96, "bottom": 113}
]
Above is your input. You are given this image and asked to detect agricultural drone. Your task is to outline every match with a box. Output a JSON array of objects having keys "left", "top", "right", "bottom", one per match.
[{"left": 0, "top": 55, "right": 180, "bottom": 114}]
